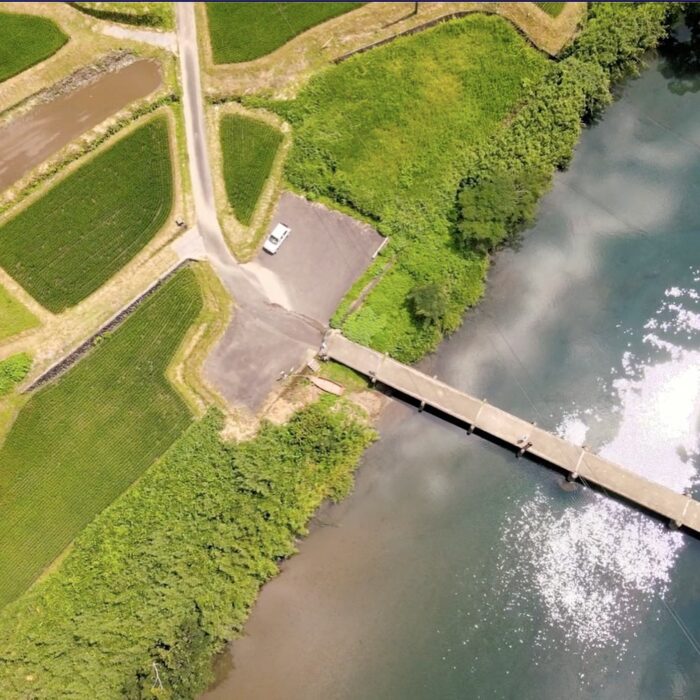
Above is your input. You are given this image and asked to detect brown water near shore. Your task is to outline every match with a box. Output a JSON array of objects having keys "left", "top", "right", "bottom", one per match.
[{"left": 0, "top": 59, "right": 162, "bottom": 192}]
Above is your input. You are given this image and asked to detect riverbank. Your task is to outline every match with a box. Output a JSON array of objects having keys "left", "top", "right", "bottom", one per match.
[
  {"left": 200, "top": 3, "right": 683, "bottom": 697},
  {"left": 202, "top": 22, "right": 700, "bottom": 697},
  {"left": 0, "top": 4, "right": 682, "bottom": 699},
  {"left": 0, "top": 397, "right": 376, "bottom": 697},
  {"left": 248, "top": 3, "right": 671, "bottom": 363}
]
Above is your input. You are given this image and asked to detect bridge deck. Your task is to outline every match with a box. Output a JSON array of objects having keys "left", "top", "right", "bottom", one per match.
[{"left": 323, "top": 331, "right": 700, "bottom": 535}]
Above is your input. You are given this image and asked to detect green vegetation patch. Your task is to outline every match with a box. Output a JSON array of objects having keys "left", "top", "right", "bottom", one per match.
[
  {"left": 266, "top": 14, "right": 548, "bottom": 361},
  {"left": 0, "top": 285, "right": 38, "bottom": 341},
  {"left": 220, "top": 114, "right": 283, "bottom": 225},
  {"left": 71, "top": 2, "right": 174, "bottom": 30},
  {"left": 536, "top": 3, "right": 565, "bottom": 18},
  {"left": 0, "top": 399, "right": 375, "bottom": 697},
  {"left": 0, "top": 268, "right": 202, "bottom": 608},
  {"left": 318, "top": 361, "right": 368, "bottom": 392},
  {"left": 0, "top": 353, "right": 31, "bottom": 397},
  {"left": 206, "top": 2, "right": 364, "bottom": 63},
  {"left": 0, "top": 117, "right": 173, "bottom": 312},
  {"left": 0, "top": 11, "right": 68, "bottom": 83}
]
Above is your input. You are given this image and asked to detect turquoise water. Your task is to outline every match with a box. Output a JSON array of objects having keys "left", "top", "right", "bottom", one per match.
[{"left": 203, "top": 52, "right": 700, "bottom": 700}]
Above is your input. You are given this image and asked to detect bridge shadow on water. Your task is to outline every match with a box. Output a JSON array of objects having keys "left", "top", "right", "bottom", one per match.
[{"left": 373, "top": 381, "right": 700, "bottom": 541}]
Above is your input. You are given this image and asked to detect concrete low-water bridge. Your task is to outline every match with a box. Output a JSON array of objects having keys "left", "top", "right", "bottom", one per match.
[{"left": 321, "top": 331, "right": 700, "bottom": 536}]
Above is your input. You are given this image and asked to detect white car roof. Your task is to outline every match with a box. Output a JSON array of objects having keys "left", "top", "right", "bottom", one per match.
[{"left": 271, "top": 223, "right": 290, "bottom": 237}]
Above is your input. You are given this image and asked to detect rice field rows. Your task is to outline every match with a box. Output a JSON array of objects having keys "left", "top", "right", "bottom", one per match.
[
  {"left": 206, "top": 2, "right": 364, "bottom": 63},
  {"left": 0, "top": 285, "right": 38, "bottom": 341},
  {"left": 0, "top": 11, "right": 68, "bottom": 83},
  {"left": 220, "top": 114, "right": 283, "bottom": 226},
  {"left": 0, "top": 267, "right": 202, "bottom": 608},
  {"left": 0, "top": 116, "right": 173, "bottom": 313}
]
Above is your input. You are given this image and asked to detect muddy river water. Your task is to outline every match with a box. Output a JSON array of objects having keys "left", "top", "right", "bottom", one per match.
[
  {"left": 202, "top": 50, "right": 700, "bottom": 700},
  {"left": 0, "top": 59, "right": 161, "bottom": 192}
]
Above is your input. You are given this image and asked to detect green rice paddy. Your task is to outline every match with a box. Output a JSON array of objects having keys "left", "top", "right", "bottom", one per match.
[
  {"left": 0, "top": 11, "right": 68, "bottom": 83},
  {"left": 0, "top": 285, "right": 38, "bottom": 341},
  {"left": 0, "top": 267, "right": 202, "bottom": 607},
  {"left": 206, "top": 2, "right": 364, "bottom": 63},
  {"left": 0, "top": 117, "right": 173, "bottom": 313},
  {"left": 220, "top": 114, "right": 283, "bottom": 225}
]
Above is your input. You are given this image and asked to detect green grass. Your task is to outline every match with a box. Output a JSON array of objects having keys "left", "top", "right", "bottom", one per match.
[
  {"left": 0, "top": 267, "right": 202, "bottom": 608},
  {"left": 220, "top": 114, "right": 283, "bottom": 225},
  {"left": 0, "top": 353, "right": 31, "bottom": 397},
  {"left": 318, "top": 361, "right": 368, "bottom": 392},
  {"left": 71, "top": 2, "right": 174, "bottom": 30},
  {"left": 272, "top": 14, "right": 548, "bottom": 361},
  {"left": 0, "top": 401, "right": 375, "bottom": 696},
  {"left": 0, "top": 11, "right": 68, "bottom": 83},
  {"left": 0, "top": 285, "right": 38, "bottom": 341},
  {"left": 0, "top": 117, "right": 173, "bottom": 312},
  {"left": 536, "top": 3, "right": 565, "bottom": 18},
  {"left": 206, "top": 2, "right": 364, "bottom": 63}
]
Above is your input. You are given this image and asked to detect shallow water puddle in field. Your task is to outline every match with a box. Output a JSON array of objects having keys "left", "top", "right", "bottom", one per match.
[{"left": 0, "top": 59, "right": 161, "bottom": 192}]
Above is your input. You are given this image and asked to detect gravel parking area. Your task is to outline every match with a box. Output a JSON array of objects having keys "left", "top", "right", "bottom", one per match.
[{"left": 243, "top": 192, "right": 384, "bottom": 324}]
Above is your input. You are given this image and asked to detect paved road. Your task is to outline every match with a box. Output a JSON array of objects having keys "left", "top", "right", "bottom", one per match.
[{"left": 175, "top": 3, "right": 321, "bottom": 410}]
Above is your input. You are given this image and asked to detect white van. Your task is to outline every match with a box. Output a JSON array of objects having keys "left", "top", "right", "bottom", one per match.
[{"left": 263, "top": 223, "right": 291, "bottom": 254}]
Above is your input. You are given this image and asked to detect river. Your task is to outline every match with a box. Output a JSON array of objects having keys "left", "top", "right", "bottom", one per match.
[{"left": 202, "top": 48, "right": 700, "bottom": 700}]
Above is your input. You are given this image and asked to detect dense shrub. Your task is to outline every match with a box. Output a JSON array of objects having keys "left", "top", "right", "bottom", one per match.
[
  {"left": 0, "top": 400, "right": 375, "bottom": 698},
  {"left": 70, "top": 2, "right": 173, "bottom": 30},
  {"left": 0, "top": 353, "right": 31, "bottom": 396},
  {"left": 455, "top": 3, "right": 671, "bottom": 261},
  {"left": 263, "top": 14, "right": 548, "bottom": 361}
]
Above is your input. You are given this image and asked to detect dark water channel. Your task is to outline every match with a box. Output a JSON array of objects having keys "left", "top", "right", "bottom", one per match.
[
  {"left": 0, "top": 59, "right": 161, "bottom": 192},
  {"left": 202, "top": 50, "right": 700, "bottom": 700}
]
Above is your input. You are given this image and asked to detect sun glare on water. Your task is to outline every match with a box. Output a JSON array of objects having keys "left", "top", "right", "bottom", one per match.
[{"left": 499, "top": 274, "right": 700, "bottom": 654}]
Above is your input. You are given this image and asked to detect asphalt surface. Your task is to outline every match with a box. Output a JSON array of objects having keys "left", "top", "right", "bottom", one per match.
[
  {"left": 177, "top": 3, "right": 321, "bottom": 411},
  {"left": 244, "top": 192, "right": 383, "bottom": 325}
]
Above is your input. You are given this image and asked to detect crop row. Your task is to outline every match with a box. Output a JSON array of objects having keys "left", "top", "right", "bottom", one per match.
[
  {"left": 0, "top": 116, "right": 173, "bottom": 313},
  {"left": 0, "top": 267, "right": 202, "bottom": 607}
]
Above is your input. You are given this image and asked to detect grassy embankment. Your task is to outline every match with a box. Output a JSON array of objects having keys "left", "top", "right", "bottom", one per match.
[
  {"left": 256, "top": 15, "right": 548, "bottom": 361},
  {"left": 536, "top": 3, "right": 565, "bottom": 18},
  {"left": 0, "top": 399, "right": 375, "bottom": 698},
  {"left": 220, "top": 113, "right": 283, "bottom": 226},
  {"left": 0, "top": 116, "right": 173, "bottom": 312},
  {"left": 206, "top": 2, "right": 364, "bottom": 63},
  {"left": 0, "top": 11, "right": 68, "bottom": 83},
  {"left": 254, "top": 4, "right": 672, "bottom": 363},
  {"left": 0, "top": 285, "right": 38, "bottom": 340},
  {"left": 0, "top": 268, "right": 203, "bottom": 608},
  {"left": 70, "top": 2, "right": 174, "bottom": 30}
]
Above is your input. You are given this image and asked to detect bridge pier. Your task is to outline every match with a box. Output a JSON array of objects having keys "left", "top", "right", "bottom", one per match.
[
  {"left": 323, "top": 330, "right": 700, "bottom": 535},
  {"left": 516, "top": 442, "right": 532, "bottom": 458}
]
